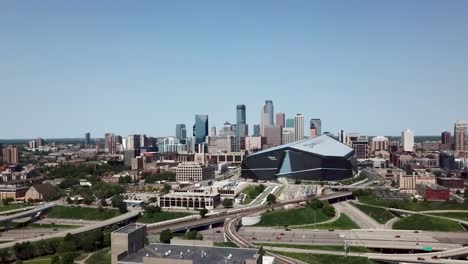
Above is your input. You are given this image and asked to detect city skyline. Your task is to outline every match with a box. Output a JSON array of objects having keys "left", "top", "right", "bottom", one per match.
[{"left": 1, "top": 1, "right": 468, "bottom": 138}]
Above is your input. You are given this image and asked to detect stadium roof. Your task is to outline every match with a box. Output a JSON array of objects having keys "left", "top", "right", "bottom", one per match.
[{"left": 250, "top": 134, "right": 354, "bottom": 157}]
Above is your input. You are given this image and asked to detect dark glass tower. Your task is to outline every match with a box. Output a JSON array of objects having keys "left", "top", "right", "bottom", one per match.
[
  {"left": 193, "top": 114, "right": 208, "bottom": 152},
  {"left": 236, "top": 105, "right": 247, "bottom": 151}
]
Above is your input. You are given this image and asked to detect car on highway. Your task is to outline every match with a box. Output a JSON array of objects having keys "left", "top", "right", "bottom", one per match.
[
  {"left": 413, "top": 231, "right": 419, "bottom": 233},
  {"left": 338, "top": 234, "right": 346, "bottom": 239},
  {"left": 285, "top": 228, "right": 291, "bottom": 231},
  {"left": 417, "top": 257, "right": 425, "bottom": 260},
  {"left": 251, "top": 237, "right": 257, "bottom": 240},
  {"left": 328, "top": 228, "right": 334, "bottom": 231},
  {"left": 216, "top": 230, "right": 222, "bottom": 233},
  {"left": 276, "top": 236, "right": 282, "bottom": 240},
  {"left": 395, "top": 235, "right": 400, "bottom": 238},
  {"left": 280, "top": 233, "right": 285, "bottom": 236},
  {"left": 431, "top": 256, "right": 439, "bottom": 259}
]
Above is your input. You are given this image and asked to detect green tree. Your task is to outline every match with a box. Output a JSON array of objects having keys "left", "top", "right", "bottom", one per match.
[
  {"left": 66, "top": 197, "right": 73, "bottom": 204},
  {"left": 322, "top": 204, "right": 336, "bottom": 217},
  {"left": 145, "top": 205, "right": 161, "bottom": 214},
  {"left": 111, "top": 195, "right": 125, "bottom": 208},
  {"left": 163, "top": 184, "right": 171, "bottom": 193},
  {"left": 83, "top": 195, "right": 95, "bottom": 205},
  {"left": 222, "top": 199, "right": 233, "bottom": 208},
  {"left": 308, "top": 199, "right": 324, "bottom": 210},
  {"left": 2, "top": 197, "right": 14, "bottom": 206},
  {"left": 148, "top": 197, "right": 157, "bottom": 203},
  {"left": 118, "top": 203, "right": 128, "bottom": 214},
  {"left": 51, "top": 255, "right": 60, "bottom": 264},
  {"left": 199, "top": 208, "right": 209, "bottom": 218},
  {"left": 160, "top": 229, "right": 173, "bottom": 244},
  {"left": 266, "top": 194, "right": 276, "bottom": 205},
  {"left": 0, "top": 249, "right": 10, "bottom": 263},
  {"left": 100, "top": 198, "right": 108, "bottom": 207}
]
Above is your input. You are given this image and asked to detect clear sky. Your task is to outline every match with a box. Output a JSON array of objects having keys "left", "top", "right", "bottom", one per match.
[{"left": 1, "top": 1, "right": 467, "bottom": 139}]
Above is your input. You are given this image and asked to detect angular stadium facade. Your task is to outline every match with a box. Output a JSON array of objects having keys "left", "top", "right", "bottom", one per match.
[{"left": 241, "top": 135, "right": 357, "bottom": 181}]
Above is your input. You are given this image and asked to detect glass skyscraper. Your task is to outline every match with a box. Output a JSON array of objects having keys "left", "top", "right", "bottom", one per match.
[
  {"left": 236, "top": 105, "right": 247, "bottom": 151},
  {"left": 193, "top": 114, "right": 208, "bottom": 152}
]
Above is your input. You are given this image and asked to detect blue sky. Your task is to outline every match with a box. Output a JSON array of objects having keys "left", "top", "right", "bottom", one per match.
[{"left": 1, "top": 1, "right": 467, "bottom": 139}]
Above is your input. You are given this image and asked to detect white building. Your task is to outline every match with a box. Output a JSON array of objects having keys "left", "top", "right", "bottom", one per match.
[
  {"left": 244, "top": 136, "right": 264, "bottom": 153},
  {"left": 176, "top": 162, "right": 214, "bottom": 183},
  {"left": 282, "top": 128, "right": 295, "bottom": 145},
  {"left": 402, "top": 129, "right": 415, "bottom": 152},
  {"left": 158, "top": 190, "right": 221, "bottom": 210},
  {"left": 294, "top": 113, "right": 304, "bottom": 142},
  {"left": 371, "top": 136, "right": 389, "bottom": 152}
]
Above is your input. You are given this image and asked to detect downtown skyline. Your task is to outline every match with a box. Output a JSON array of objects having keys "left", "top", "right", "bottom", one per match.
[{"left": 1, "top": 1, "right": 468, "bottom": 138}]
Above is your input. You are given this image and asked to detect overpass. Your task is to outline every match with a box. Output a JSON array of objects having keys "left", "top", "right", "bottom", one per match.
[{"left": 0, "top": 202, "right": 56, "bottom": 228}]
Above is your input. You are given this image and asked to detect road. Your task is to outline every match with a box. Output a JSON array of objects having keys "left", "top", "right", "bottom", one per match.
[
  {"left": 0, "top": 210, "right": 139, "bottom": 249},
  {"left": 239, "top": 227, "right": 466, "bottom": 251},
  {"left": 0, "top": 202, "right": 57, "bottom": 224},
  {"left": 335, "top": 202, "right": 386, "bottom": 229}
]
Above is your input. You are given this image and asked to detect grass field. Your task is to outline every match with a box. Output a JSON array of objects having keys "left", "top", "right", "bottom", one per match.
[
  {"left": 428, "top": 212, "right": 468, "bottom": 221},
  {"left": 256, "top": 243, "right": 373, "bottom": 253},
  {"left": 138, "top": 211, "right": 192, "bottom": 223},
  {"left": 302, "top": 214, "right": 359, "bottom": 230},
  {"left": 351, "top": 203, "right": 395, "bottom": 224},
  {"left": 272, "top": 251, "right": 377, "bottom": 264},
  {"left": 358, "top": 195, "right": 468, "bottom": 211},
  {"left": 241, "top": 186, "right": 260, "bottom": 205},
  {"left": 85, "top": 248, "right": 111, "bottom": 264},
  {"left": 0, "top": 204, "right": 26, "bottom": 212},
  {"left": 214, "top": 241, "right": 239, "bottom": 248},
  {"left": 393, "top": 214, "right": 464, "bottom": 231},
  {"left": 47, "top": 205, "right": 120, "bottom": 220},
  {"left": 255, "top": 207, "right": 333, "bottom": 226},
  {"left": 23, "top": 256, "right": 52, "bottom": 264}
]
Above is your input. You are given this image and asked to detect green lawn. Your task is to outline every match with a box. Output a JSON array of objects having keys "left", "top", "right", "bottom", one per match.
[
  {"left": 138, "top": 211, "right": 192, "bottom": 223},
  {"left": 214, "top": 241, "right": 239, "bottom": 248},
  {"left": 85, "top": 248, "right": 111, "bottom": 264},
  {"left": 47, "top": 205, "right": 120, "bottom": 220},
  {"left": 23, "top": 256, "right": 52, "bottom": 264},
  {"left": 257, "top": 243, "right": 373, "bottom": 253},
  {"left": 302, "top": 214, "right": 359, "bottom": 230},
  {"left": 241, "top": 186, "right": 259, "bottom": 205},
  {"left": 272, "top": 251, "right": 377, "bottom": 264},
  {"left": 255, "top": 207, "right": 333, "bottom": 226},
  {"left": 358, "top": 195, "right": 468, "bottom": 211},
  {"left": 393, "top": 214, "right": 464, "bottom": 232},
  {"left": 351, "top": 203, "right": 395, "bottom": 224},
  {"left": 0, "top": 204, "right": 25, "bottom": 212},
  {"left": 428, "top": 212, "right": 468, "bottom": 221}
]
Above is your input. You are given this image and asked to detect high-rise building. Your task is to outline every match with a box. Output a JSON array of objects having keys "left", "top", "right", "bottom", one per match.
[
  {"left": 105, "top": 133, "right": 117, "bottom": 154},
  {"left": 309, "top": 119, "right": 321, "bottom": 138},
  {"left": 285, "top": 118, "right": 294, "bottom": 128},
  {"left": 454, "top": 120, "right": 468, "bottom": 153},
  {"left": 294, "top": 114, "right": 304, "bottom": 142},
  {"left": 260, "top": 100, "right": 274, "bottom": 136},
  {"left": 35, "top": 138, "right": 45, "bottom": 147},
  {"left": 2, "top": 146, "right": 19, "bottom": 164},
  {"left": 126, "top": 135, "right": 141, "bottom": 150},
  {"left": 276, "top": 112, "right": 285, "bottom": 128},
  {"left": 175, "top": 124, "right": 186, "bottom": 140},
  {"left": 84, "top": 132, "right": 91, "bottom": 146},
  {"left": 263, "top": 126, "right": 282, "bottom": 149},
  {"left": 193, "top": 114, "right": 209, "bottom": 152},
  {"left": 282, "top": 128, "right": 295, "bottom": 144},
  {"left": 253, "top": 124, "right": 260, "bottom": 136},
  {"left": 139, "top": 134, "right": 148, "bottom": 148},
  {"left": 338, "top": 130, "right": 346, "bottom": 143},
  {"left": 210, "top": 125, "right": 217, "bottom": 137},
  {"left": 402, "top": 129, "right": 415, "bottom": 152},
  {"left": 441, "top": 131, "right": 451, "bottom": 147},
  {"left": 236, "top": 105, "right": 248, "bottom": 151},
  {"left": 352, "top": 135, "right": 369, "bottom": 159},
  {"left": 371, "top": 136, "right": 389, "bottom": 152}
]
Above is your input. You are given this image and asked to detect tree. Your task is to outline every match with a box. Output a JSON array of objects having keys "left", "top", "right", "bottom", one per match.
[
  {"left": 163, "top": 184, "right": 171, "bottom": 193},
  {"left": 100, "top": 198, "right": 108, "bottom": 207},
  {"left": 0, "top": 249, "right": 11, "bottom": 263},
  {"left": 222, "top": 199, "right": 233, "bottom": 208},
  {"left": 148, "top": 197, "right": 157, "bottom": 203},
  {"left": 199, "top": 208, "right": 208, "bottom": 218},
  {"left": 266, "top": 194, "right": 276, "bottom": 205},
  {"left": 2, "top": 197, "right": 13, "bottom": 206},
  {"left": 83, "top": 195, "right": 94, "bottom": 205},
  {"left": 308, "top": 199, "right": 324, "bottom": 210},
  {"left": 119, "top": 175, "right": 133, "bottom": 184},
  {"left": 66, "top": 197, "right": 73, "bottom": 204},
  {"left": 160, "top": 229, "right": 173, "bottom": 244},
  {"left": 118, "top": 203, "right": 128, "bottom": 214},
  {"left": 51, "top": 255, "right": 60, "bottom": 264},
  {"left": 322, "top": 204, "right": 336, "bottom": 217},
  {"left": 111, "top": 195, "right": 125, "bottom": 208},
  {"left": 145, "top": 205, "right": 161, "bottom": 214}
]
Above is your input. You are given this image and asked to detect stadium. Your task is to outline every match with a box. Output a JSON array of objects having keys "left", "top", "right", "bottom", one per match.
[{"left": 241, "top": 135, "right": 358, "bottom": 181}]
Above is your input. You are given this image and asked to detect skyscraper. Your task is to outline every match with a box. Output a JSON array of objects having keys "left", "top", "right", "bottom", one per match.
[
  {"left": 253, "top": 124, "right": 260, "bottom": 136},
  {"left": 236, "top": 105, "right": 248, "bottom": 151},
  {"left": 401, "top": 129, "right": 415, "bottom": 152},
  {"left": 285, "top": 118, "right": 294, "bottom": 128},
  {"left": 2, "top": 145, "right": 19, "bottom": 164},
  {"left": 210, "top": 125, "right": 217, "bottom": 136},
  {"left": 276, "top": 112, "right": 285, "bottom": 128},
  {"left": 260, "top": 100, "right": 274, "bottom": 135},
  {"left": 84, "top": 132, "right": 91, "bottom": 146},
  {"left": 175, "top": 124, "right": 186, "bottom": 140},
  {"left": 309, "top": 119, "right": 322, "bottom": 138},
  {"left": 126, "top": 134, "right": 141, "bottom": 150},
  {"left": 194, "top": 114, "right": 209, "bottom": 152},
  {"left": 105, "top": 133, "right": 117, "bottom": 154},
  {"left": 294, "top": 114, "right": 304, "bottom": 142},
  {"left": 441, "top": 131, "right": 451, "bottom": 149},
  {"left": 338, "top": 130, "right": 346, "bottom": 143},
  {"left": 454, "top": 120, "right": 468, "bottom": 153}
]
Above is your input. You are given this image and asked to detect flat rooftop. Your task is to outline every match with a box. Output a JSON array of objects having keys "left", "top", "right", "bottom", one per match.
[
  {"left": 113, "top": 223, "right": 145, "bottom": 234},
  {"left": 119, "top": 243, "right": 259, "bottom": 264}
]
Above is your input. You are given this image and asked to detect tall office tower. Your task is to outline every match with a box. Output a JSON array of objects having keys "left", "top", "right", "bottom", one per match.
[
  {"left": 29, "top": 140, "right": 37, "bottom": 149},
  {"left": 253, "top": 124, "right": 260, "bottom": 136},
  {"left": 175, "top": 124, "right": 186, "bottom": 140},
  {"left": 350, "top": 134, "right": 369, "bottom": 159},
  {"left": 84, "top": 132, "right": 91, "bottom": 146},
  {"left": 338, "top": 130, "right": 346, "bottom": 143},
  {"left": 371, "top": 136, "right": 389, "bottom": 152},
  {"left": 210, "top": 125, "right": 217, "bottom": 136},
  {"left": 260, "top": 100, "right": 274, "bottom": 135},
  {"left": 401, "top": 129, "right": 415, "bottom": 152},
  {"left": 126, "top": 135, "right": 141, "bottom": 150},
  {"left": 282, "top": 128, "right": 295, "bottom": 144},
  {"left": 441, "top": 131, "right": 451, "bottom": 147},
  {"left": 276, "top": 112, "right": 285, "bottom": 128},
  {"left": 309, "top": 119, "right": 322, "bottom": 138},
  {"left": 194, "top": 114, "right": 209, "bottom": 152},
  {"left": 2, "top": 146, "right": 19, "bottom": 164},
  {"left": 236, "top": 105, "right": 248, "bottom": 151},
  {"left": 285, "top": 118, "right": 294, "bottom": 128},
  {"left": 139, "top": 134, "right": 149, "bottom": 148},
  {"left": 294, "top": 113, "right": 304, "bottom": 142},
  {"left": 116, "top": 135, "right": 123, "bottom": 144},
  {"left": 35, "top": 138, "right": 45, "bottom": 147},
  {"left": 454, "top": 120, "right": 468, "bottom": 153},
  {"left": 104, "top": 133, "right": 117, "bottom": 154},
  {"left": 263, "top": 126, "right": 282, "bottom": 149}
]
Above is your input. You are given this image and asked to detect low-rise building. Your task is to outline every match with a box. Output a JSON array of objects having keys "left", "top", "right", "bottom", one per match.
[
  {"left": 398, "top": 172, "right": 416, "bottom": 194},
  {"left": 416, "top": 184, "right": 450, "bottom": 201},
  {"left": 24, "top": 183, "right": 57, "bottom": 201},
  {"left": 0, "top": 185, "right": 29, "bottom": 201},
  {"left": 176, "top": 162, "right": 214, "bottom": 183},
  {"left": 436, "top": 177, "right": 465, "bottom": 190},
  {"left": 158, "top": 190, "right": 221, "bottom": 210}
]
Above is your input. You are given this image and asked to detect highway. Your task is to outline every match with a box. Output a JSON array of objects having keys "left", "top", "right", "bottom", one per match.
[
  {"left": 335, "top": 202, "right": 385, "bottom": 229},
  {"left": 0, "top": 210, "right": 139, "bottom": 249},
  {"left": 0, "top": 202, "right": 57, "bottom": 225}
]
